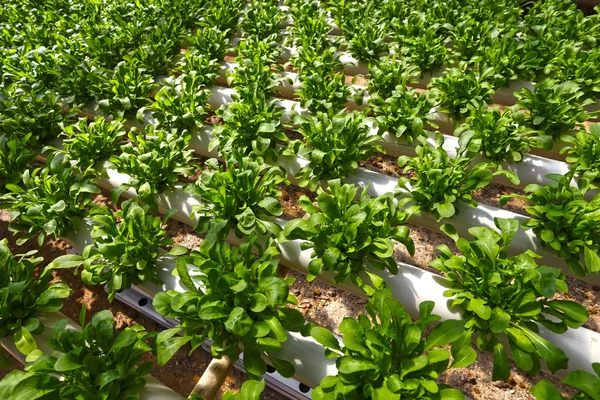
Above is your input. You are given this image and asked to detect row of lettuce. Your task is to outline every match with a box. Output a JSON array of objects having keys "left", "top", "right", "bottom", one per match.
[
  {"left": 3, "top": 0, "right": 600, "bottom": 278},
  {"left": 1, "top": 0, "right": 600, "bottom": 398}
]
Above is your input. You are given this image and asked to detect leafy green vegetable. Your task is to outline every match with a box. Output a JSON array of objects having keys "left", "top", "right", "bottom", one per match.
[
  {"left": 394, "top": 15, "right": 448, "bottom": 72},
  {"left": 561, "top": 123, "right": 600, "bottom": 187},
  {"left": 197, "top": 0, "right": 245, "bottom": 33},
  {"left": 500, "top": 174, "right": 600, "bottom": 276},
  {"left": 88, "top": 60, "right": 155, "bottom": 118},
  {"left": 186, "top": 26, "right": 231, "bottom": 62},
  {"left": 0, "top": 85, "right": 78, "bottom": 146},
  {"left": 0, "top": 153, "right": 100, "bottom": 246},
  {"left": 430, "top": 66, "right": 495, "bottom": 121},
  {"left": 184, "top": 155, "right": 287, "bottom": 240},
  {"left": 553, "top": 47, "right": 600, "bottom": 101},
  {"left": 513, "top": 80, "right": 593, "bottom": 151},
  {"left": 55, "top": 199, "right": 183, "bottom": 301},
  {"left": 310, "top": 290, "right": 471, "bottom": 400},
  {"left": 211, "top": 93, "right": 286, "bottom": 161},
  {"left": 141, "top": 72, "right": 211, "bottom": 132},
  {"left": 284, "top": 179, "right": 414, "bottom": 293},
  {"left": 109, "top": 126, "right": 195, "bottom": 209},
  {"left": 58, "top": 117, "right": 127, "bottom": 172},
  {"left": 367, "top": 56, "right": 420, "bottom": 99},
  {"left": 0, "top": 134, "right": 36, "bottom": 192},
  {"left": 397, "top": 133, "right": 495, "bottom": 221},
  {"left": 174, "top": 50, "right": 221, "bottom": 82},
  {"left": 431, "top": 217, "right": 588, "bottom": 380},
  {"left": 154, "top": 234, "right": 304, "bottom": 379},
  {"left": 0, "top": 309, "right": 155, "bottom": 400},
  {"left": 296, "top": 48, "right": 352, "bottom": 114},
  {"left": 370, "top": 86, "right": 438, "bottom": 145},
  {"left": 0, "top": 239, "right": 71, "bottom": 364},
  {"left": 288, "top": 1, "right": 333, "bottom": 56},
  {"left": 287, "top": 110, "right": 383, "bottom": 191},
  {"left": 531, "top": 363, "right": 600, "bottom": 400},
  {"left": 455, "top": 107, "right": 531, "bottom": 166},
  {"left": 230, "top": 35, "right": 282, "bottom": 98},
  {"left": 471, "top": 33, "right": 539, "bottom": 87},
  {"left": 243, "top": 0, "right": 284, "bottom": 40}
]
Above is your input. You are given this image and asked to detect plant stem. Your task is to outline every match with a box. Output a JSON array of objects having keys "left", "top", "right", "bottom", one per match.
[{"left": 188, "top": 352, "right": 239, "bottom": 400}]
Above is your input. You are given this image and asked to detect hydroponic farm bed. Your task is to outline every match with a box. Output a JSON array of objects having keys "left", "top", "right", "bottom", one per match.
[{"left": 2, "top": 0, "right": 600, "bottom": 399}]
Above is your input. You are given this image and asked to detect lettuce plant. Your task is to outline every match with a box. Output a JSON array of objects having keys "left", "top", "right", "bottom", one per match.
[
  {"left": 346, "top": 21, "right": 389, "bottom": 62},
  {"left": 154, "top": 234, "right": 304, "bottom": 379},
  {"left": 174, "top": 51, "right": 221, "bottom": 82},
  {"left": 0, "top": 309, "right": 155, "bottom": 400},
  {"left": 59, "top": 117, "right": 127, "bottom": 172},
  {"left": 0, "top": 153, "right": 100, "bottom": 246},
  {"left": 109, "top": 126, "right": 195, "bottom": 208},
  {"left": 431, "top": 218, "right": 588, "bottom": 380},
  {"left": 0, "top": 134, "right": 36, "bottom": 192},
  {"left": 430, "top": 67, "right": 495, "bottom": 121},
  {"left": 186, "top": 26, "right": 230, "bottom": 61},
  {"left": 197, "top": 0, "right": 245, "bottom": 33},
  {"left": 243, "top": 0, "right": 284, "bottom": 40},
  {"left": 397, "top": 24, "right": 448, "bottom": 73},
  {"left": 284, "top": 180, "right": 414, "bottom": 293},
  {"left": 454, "top": 107, "right": 531, "bottom": 168},
  {"left": 0, "top": 239, "right": 71, "bottom": 365},
  {"left": 229, "top": 37, "right": 282, "bottom": 98},
  {"left": 211, "top": 93, "right": 286, "bottom": 161},
  {"left": 472, "top": 33, "right": 539, "bottom": 87},
  {"left": 513, "top": 80, "right": 593, "bottom": 151},
  {"left": 398, "top": 133, "right": 495, "bottom": 221},
  {"left": 553, "top": 47, "right": 600, "bottom": 100},
  {"left": 141, "top": 72, "right": 211, "bottom": 132},
  {"left": 531, "top": 364, "right": 600, "bottom": 400},
  {"left": 367, "top": 56, "right": 420, "bottom": 99},
  {"left": 296, "top": 49, "right": 352, "bottom": 114},
  {"left": 561, "top": 123, "right": 600, "bottom": 186},
  {"left": 288, "top": 110, "right": 383, "bottom": 191},
  {"left": 309, "top": 290, "right": 472, "bottom": 400},
  {"left": 501, "top": 174, "right": 600, "bottom": 276},
  {"left": 184, "top": 156, "right": 287, "bottom": 239},
  {"left": 0, "top": 86, "right": 78, "bottom": 146},
  {"left": 88, "top": 61, "right": 155, "bottom": 118},
  {"left": 56, "top": 199, "right": 185, "bottom": 301},
  {"left": 288, "top": 2, "right": 332, "bottom": 54},
  {"left": 370, "top": 87, "right": 438, "bottom": 145}
]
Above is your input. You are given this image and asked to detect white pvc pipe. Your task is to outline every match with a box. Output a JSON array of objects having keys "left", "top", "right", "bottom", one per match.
[{"left": 0, "top": 312, "right": 181, "bottom": 400}]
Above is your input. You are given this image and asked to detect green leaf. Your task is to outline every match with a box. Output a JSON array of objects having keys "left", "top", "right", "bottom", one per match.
[
  {"left": 562, "top": 370, "right": 600, "bottom": 398},
  {"left": 337, "top": 356, "right": 376, "bottom": 374},
  {"left": 243, "top": 345, "right": 267, "bottom": 377},
  {"left": 311, "top": 326, "right": 341, "bottom": 351},
  {"left": 451, "top": 346, "right": 477, "bottom": 369},
  {"left": 492, "top": 342, "right": 510, "bottom": 381},
  {"left": 424, "top": 320, "right": 464, "bottom": 351},
  {"left": 489, "top": 308, "right": 511, "bottom": 333},
  {"left": 14, "top": 327, "right": 36, "bottom": 355},
  {"left": 530, "top": 380, "right": 563, "bottom": 400},
  {"left": 584, "top": 246, "right": 600, "bottom": 274},
  {"left": 225, "top": 308, "right": 253, "bottom": 337},
  {"left": 54, "top": 352, "right": 82, "bottom": 372}
]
